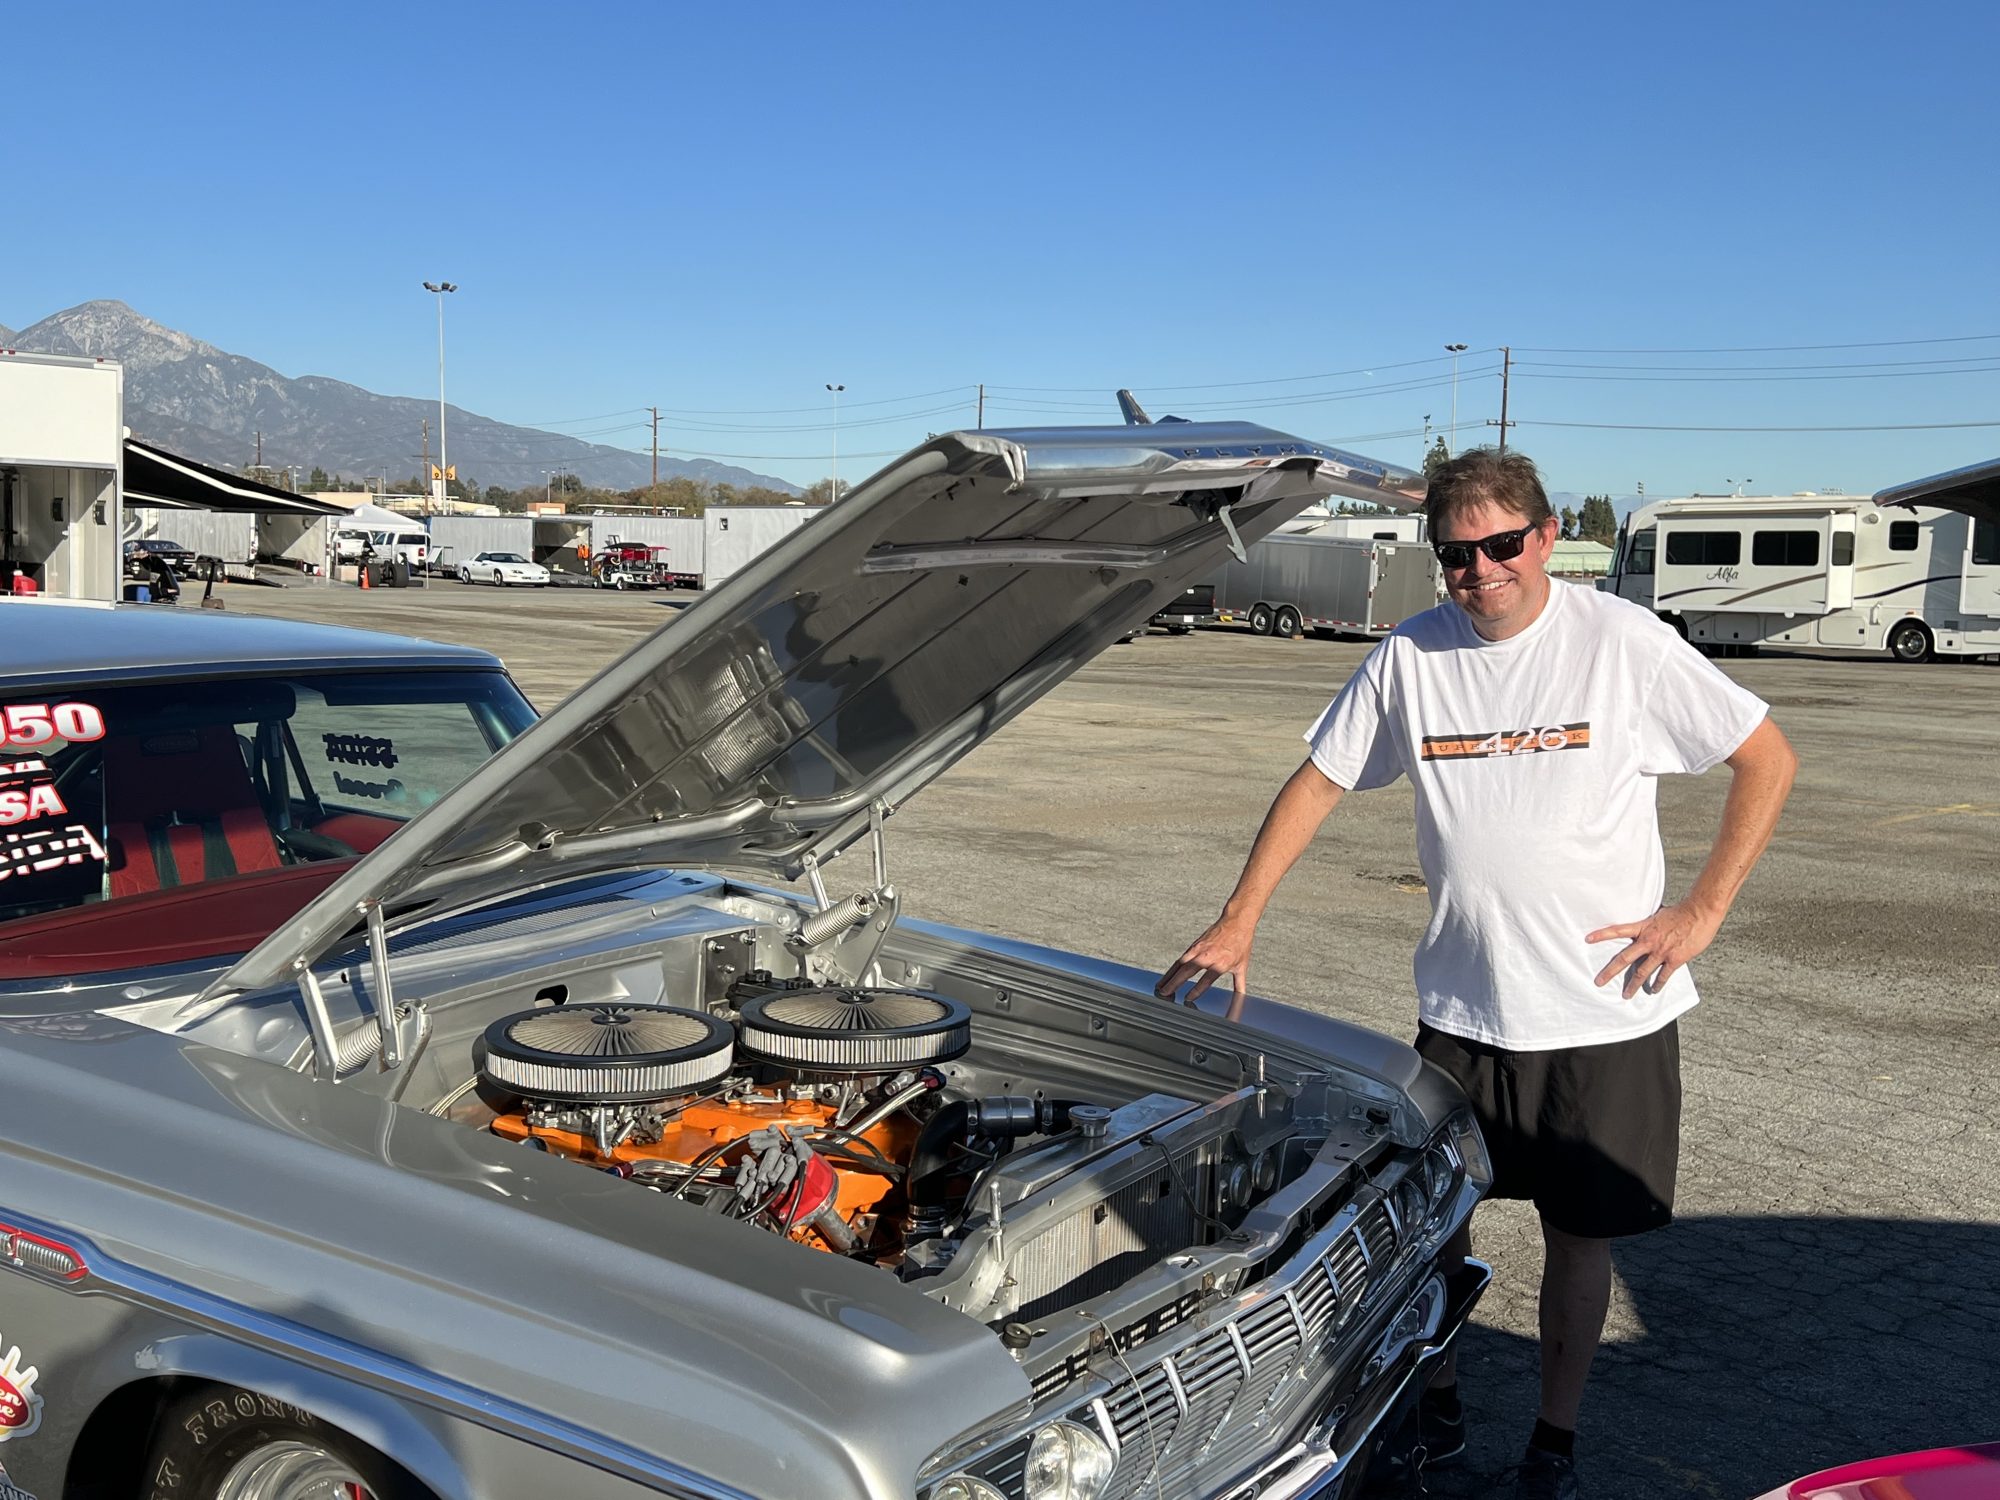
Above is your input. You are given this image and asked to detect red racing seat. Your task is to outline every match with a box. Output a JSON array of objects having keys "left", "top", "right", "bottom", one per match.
[{"left": 102, "top": 724, "right": 285, "bottom": 898}]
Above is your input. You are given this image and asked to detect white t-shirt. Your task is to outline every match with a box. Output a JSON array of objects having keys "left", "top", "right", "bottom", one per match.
[{"left": 1305, "top": 580, "right": 1769, "bottom": 1051}]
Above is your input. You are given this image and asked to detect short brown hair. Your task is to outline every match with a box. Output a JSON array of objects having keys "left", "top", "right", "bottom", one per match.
[{"left": 1425, "top": 447, "right": 1554, "bottom": 535}]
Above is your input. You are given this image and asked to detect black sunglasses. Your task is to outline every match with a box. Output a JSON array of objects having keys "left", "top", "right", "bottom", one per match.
[{"left": 1433, "top": 521, "right": 1543, "bottom": 570}]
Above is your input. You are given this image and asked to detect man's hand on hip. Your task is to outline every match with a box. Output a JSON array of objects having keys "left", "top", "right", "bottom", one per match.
[
  {"left": 1587, "top": 900, "right": 1725, "bottom": 998},
  {"left": 1156, "top": 912, "right": 1259, "bottom": 1020}
]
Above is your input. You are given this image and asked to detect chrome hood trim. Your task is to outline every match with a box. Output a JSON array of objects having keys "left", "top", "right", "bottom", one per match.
[
  {"left": 206, "top": 423, "right": 1421, "bottom": 998},
  {"left": 1873, "top": 454, "right": 2000, "bottom": 526}
]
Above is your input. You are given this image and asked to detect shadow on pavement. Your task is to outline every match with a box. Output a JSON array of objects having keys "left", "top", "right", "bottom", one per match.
[{"left": 1423, "top": 1215, "right": 1999, "bottom": 1499}]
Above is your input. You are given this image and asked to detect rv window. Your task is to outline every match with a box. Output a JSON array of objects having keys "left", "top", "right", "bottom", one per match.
[
  {"left": 1888, "top": 521, "right": 1920, "bottom": 552},
  {"left": 1751, "top": 530, "right": 1819, "bottom": 568},
  {"left": 1975, "top": 519, "right": 2000, "bottom": 566},
  {"left": 1831, "top": 531, "right": 1854, "bottom": 567},
  {"left": 1626, "top": 528, "right": 1656, "bottom": 576},
  {"left": 1663, "top": 530, "right": 1739, "bottom": 567}
]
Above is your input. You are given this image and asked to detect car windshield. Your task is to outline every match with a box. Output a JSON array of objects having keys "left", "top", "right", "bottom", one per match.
[
  {"left": 0, "top": 668, "right": 535, "bottom": 932},
  {"left": 485, "top": 553, "right": 528, "bottom": 564}
]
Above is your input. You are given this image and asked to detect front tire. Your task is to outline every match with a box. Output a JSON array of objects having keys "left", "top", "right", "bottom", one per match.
[
  {"left": 493, "top": 570, "right": 507, "bottom": 587},
  {"left": 1247, "top": 603, "right": 1275, "bottom": 636},
  {"left": 1887, "top": 620, "right": 1933, "bottom": 663},
  {"left": 142, "top": 1385, "right": 422, "bottom": 1500}
]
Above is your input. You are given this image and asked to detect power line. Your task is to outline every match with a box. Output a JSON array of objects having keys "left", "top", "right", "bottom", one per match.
[
  {"left": 1512, "top": 364, "right": 2000, "bottom": 385},
  {"left": 1512, "top": 333, "right": 2000, "bottom": 355},
  {"left": 1515, "top": 418, "right": 2000, "bottom": 433},
  {"left": 648, "top": 384, "right": 977, "bottom": 417},
  {"left": 1515, "top": 353, "right": 2000, "bottom": 373},
  {"left": 985, "top": 351, "right": 1484, "bottom": 395}
]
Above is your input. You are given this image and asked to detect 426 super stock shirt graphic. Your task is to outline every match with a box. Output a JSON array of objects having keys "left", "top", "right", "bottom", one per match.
[{"left": 1419, "top": 721, "right": 1592, "bottom": 761}]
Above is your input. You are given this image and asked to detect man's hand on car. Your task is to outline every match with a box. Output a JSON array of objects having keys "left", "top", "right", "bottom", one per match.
[{"left": 1157, "top": 911, "right": 1258, "bottom": 1020}]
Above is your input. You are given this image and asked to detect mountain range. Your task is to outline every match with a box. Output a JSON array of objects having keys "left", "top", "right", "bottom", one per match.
[{"left": 3, "top": 302, "right": 800, "bottom": 496}]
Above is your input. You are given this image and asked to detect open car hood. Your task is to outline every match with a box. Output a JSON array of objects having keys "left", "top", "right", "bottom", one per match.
[
  {"left": 208, "top": 422, "right": 1422, "bottom": 996},
  {"left": 1873, "top": 455, "right": 2000, "bottom": 526}
]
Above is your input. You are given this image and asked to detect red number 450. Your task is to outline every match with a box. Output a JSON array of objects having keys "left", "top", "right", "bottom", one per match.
[{"left": 0, "top": 703, "right": 107, "bottom": 748}]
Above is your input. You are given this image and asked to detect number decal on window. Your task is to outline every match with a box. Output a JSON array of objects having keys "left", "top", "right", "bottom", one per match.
[{"left": 0, "top": 703, "right": 106, "bottom": 748}]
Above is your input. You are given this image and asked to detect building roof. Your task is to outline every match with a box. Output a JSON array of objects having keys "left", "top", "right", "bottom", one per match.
[{"left": 1549, "top": 539, "right": 1613, "bottom": 574}]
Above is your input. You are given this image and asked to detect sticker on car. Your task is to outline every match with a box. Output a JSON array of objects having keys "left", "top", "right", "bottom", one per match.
[{"left": 0, "top": 1338, "right": 43, "bottom": 1442}]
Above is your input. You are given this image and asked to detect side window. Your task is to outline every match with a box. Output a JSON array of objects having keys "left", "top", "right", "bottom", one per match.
[
  {"left": 1975, "top": 519, "right": 2000, "bottom": 566},
  {"left": 1887, "top": 520, "right": 1920, "bottom": 552},
  {"left": 1831, "top": 531, "right": 1854, "bottom": 567},
  {"left": 286, "top": 690, "right": 493, "bottom": 817},
  {"left": 1751, "top": 530, "right": 1820, "bottom": 567},
  {"left": 1626, "top": 527, "right": 1656, "bottom": 576},
  {"left": 1663, "top": 530, "right": 1739, "bottom": 567}
]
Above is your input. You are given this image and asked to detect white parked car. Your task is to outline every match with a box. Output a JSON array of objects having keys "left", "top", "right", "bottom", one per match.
[{"left": 458, "top": 551, "right": 550, "bottom": 587}]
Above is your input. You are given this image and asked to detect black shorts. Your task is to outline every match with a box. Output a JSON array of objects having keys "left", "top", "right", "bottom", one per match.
[{"left": 1415, "top": 1021, "right": 1681, "bottom": 1240}]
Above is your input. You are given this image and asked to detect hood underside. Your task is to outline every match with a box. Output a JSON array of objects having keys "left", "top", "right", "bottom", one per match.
[{"left": 209, "top": 422, "right": 1422, "bottom": 996}]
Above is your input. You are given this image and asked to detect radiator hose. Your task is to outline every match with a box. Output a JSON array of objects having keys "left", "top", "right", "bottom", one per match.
[{"left": 903, "top": 1095, "right": 1088, "bottom": 1245}]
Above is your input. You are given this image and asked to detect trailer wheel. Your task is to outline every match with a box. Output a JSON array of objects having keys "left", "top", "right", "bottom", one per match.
[
  {"left": 1247, "top": 603, "right": 1275, "bottom": 636},
  {"left": 1887, "top": 620, "right": 1933, "bottom": 663},
  {"left": 1274, "top": 606, "right": 1303, "bottom": 639}
]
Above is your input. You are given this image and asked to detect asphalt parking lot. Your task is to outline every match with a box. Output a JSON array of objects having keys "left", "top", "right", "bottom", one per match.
[{"left": 225, "top": 576, "right": 1999, "bottom": 1499}]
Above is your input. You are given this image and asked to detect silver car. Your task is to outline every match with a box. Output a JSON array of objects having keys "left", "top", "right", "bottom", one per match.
[{"left": 0, "top": 423, "right": 1487, "bottom": 1500}]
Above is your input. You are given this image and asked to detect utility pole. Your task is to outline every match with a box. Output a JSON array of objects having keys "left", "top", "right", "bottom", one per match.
[
  {"left": 419, "top": 418, "right": 430, "bottom": 498},
  {"left": 1485, "top": 346, "right": 1516, "bottom": 455},
  {"left": 976, "top": 384, "right": 984, "bottom": 429},
  {"left": 649, "top": 407, "right": 663, "bottom": 486},
  {"left": 255, "top": 429, "right": 263, "bottom": 468}
]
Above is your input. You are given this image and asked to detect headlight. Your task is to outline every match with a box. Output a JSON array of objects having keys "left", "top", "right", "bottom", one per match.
[
  {"left": 1448, "top": 1112, "right": 1493, "bottom": 1191},
  {"left": 1024, "top": 1420, "right": 1115, "bottom": 1500},
  {"left": 931, "top": 1478, "right": 1007, "bottom": 1500}
]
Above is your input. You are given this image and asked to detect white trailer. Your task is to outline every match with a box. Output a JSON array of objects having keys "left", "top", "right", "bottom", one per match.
[
  {"left": 701, "top": 506, "right": 822, "bottom": 588},
  {"left": 0, "top": 351, "right": 123, "bottom": 600},
  {"left": 1210, "top": 531, "right": 1443, "bottom": 640},
  {"left": 1602, "top": 484, "right": 2000, "bottom": 662}
]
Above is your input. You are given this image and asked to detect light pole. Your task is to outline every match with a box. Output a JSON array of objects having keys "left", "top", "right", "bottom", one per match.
[
  {"left": 825, "top": 383, "right": 845, "bottom": 501},
  {"left": 1444, "top": 343, "right": 1468, "bottom": 456},
  {"left": 422, "top": 281, "right": 457, "bottom": 509},
  {"left": 1726, "top": 477, "right": 1754, "bottom": 497},
  {"left": 541, "top": 470, "right": 556, "bottom": 507}
]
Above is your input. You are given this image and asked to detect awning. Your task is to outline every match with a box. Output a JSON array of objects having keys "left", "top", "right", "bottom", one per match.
[
  {"left": 1873, "top": 456, "right": 2000, "bottom": 527},
  {"left": 124, "top": 438, "right": 348, "bottom": 516}
]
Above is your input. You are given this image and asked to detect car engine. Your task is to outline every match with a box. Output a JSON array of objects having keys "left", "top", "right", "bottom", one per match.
[{"left": 472, "top": 974, "right": 1107, "bottom": 1266}]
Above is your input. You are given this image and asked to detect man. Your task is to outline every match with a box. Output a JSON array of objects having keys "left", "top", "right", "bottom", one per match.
[{"left": 1157, "top": 449, "right": 1797, "bottom": 1499}]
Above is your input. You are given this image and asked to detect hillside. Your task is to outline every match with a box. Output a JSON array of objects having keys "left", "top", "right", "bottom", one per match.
[{"left": 6, "top": 301, "right": 799, "bottom": 495}]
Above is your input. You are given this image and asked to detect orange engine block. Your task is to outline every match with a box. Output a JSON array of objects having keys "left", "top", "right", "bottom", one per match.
[{"left": 490, "top": 1094, "right": 917, "bottom": 1225}]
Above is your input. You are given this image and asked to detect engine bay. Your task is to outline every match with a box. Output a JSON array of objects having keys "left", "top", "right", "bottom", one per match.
[{"left": 450, "top": 964, "right": 1314, "bottom": 1307}]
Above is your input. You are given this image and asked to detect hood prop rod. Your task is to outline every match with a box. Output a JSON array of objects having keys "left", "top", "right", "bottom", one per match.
[{"left": 791, "top": 801, "right": 899, "bottom": 984}]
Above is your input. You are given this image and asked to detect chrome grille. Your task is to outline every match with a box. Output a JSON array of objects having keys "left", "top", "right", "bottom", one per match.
[{"left": 995, "top": 1176, "right": 1447, "bottom": 1500}]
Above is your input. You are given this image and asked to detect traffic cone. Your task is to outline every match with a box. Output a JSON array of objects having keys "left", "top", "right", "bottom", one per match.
[{"left": 359, "top": 562, "right": 370, "bottom": 589}]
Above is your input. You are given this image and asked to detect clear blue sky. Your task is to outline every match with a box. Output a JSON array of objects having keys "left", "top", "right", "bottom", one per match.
[{"left": 6, "top": 1, "right": 1997, "bottom": 497}]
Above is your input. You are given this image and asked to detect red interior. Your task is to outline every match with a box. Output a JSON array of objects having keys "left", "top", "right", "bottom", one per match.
[
  {"left": 0, "top": 860, "right": 356, "bottom": 980},
  {"left": 102, "top": 724, "right": 284, "bottom": 896}
]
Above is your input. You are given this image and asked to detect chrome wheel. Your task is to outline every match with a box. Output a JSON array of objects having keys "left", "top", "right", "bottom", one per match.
[
  {"left": 212, "top": 1440, "right": 372, "bottom": 1500},
  {"left": 1247, "top": 603, "right": 1275, "bottom": 636},
  {"left": 1888, "top": 620, "right": 1931, "bottom": 663}
]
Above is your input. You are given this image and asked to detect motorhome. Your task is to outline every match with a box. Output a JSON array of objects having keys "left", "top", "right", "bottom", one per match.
[{"left": 1602, "top": 479, "right": 2000, "bottom": 663}]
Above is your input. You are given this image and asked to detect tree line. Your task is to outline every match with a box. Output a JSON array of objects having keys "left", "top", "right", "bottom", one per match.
[{"left": 292, "top": 466, "right": 841, "bottom": 516}]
